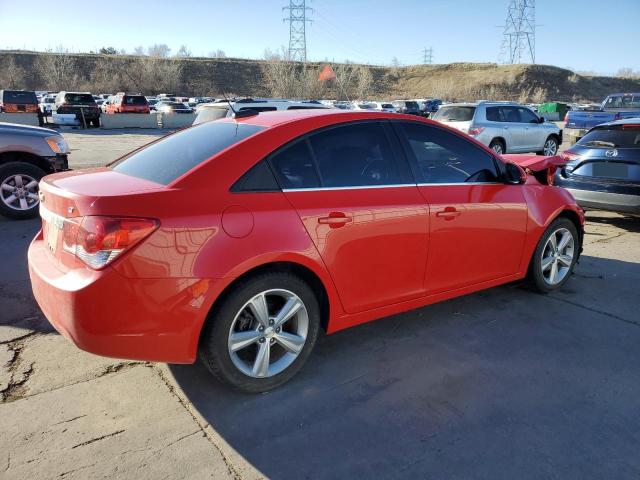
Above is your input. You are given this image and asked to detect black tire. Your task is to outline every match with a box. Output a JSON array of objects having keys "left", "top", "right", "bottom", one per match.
[
  {"left": 537, "top": 135, "right": 559, "bottom": 156},
  {"left": 91, "top": 118, "right": 100, "bottom": 128},
  {"left": 0, "top": 162, "right": 46, "bottom": 220},
  {"left": 199, "top": 271, "right": 321, "bottom": 393},
  {"left": 527, "top": 217, "right": 579, "bottom": 293},
  {"left": 489, "top": 139, "right": 505, "bottom": 155}
]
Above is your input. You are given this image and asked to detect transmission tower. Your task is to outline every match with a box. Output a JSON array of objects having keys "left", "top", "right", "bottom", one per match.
[
  {"left": 283, "top": 0, "right": 312, "bottom": 62},
  {"left": 422, "top": 47, "right": 433, "bottom": 64},
  {"left": 499, "top": 0, "right": 535, "bottom": 64}
]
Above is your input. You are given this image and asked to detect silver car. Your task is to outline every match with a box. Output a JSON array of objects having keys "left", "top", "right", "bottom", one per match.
[{"left": 432, "top": 101, "right": 562, "bottom": 155}]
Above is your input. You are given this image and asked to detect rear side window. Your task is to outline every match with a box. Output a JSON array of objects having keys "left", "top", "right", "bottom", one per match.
[
  {"left": 433, "top": 106, "right": 475, "bottom": 122},
  {"left": 64, "top": 93, "right": 96, "bottom": 104},
  {"left": 231, "top": 160, "right": 280, "bottom": 192},
  {"left": 398, "top": 122, "right": 499, "bottom": 184},
  {"left": 308, "top": 122, "right": 411, "bottom": 188},
  {"left": 111, "top": 122, "right": 265, "bottom": 185},
  {"left": 124, "top": 95, "right": 147, "bottom": 105},
  {"left": 270, "top": 140, "right": 320, "bottom": 189},
  {"left": 2, "top": 90, "right": 37, "bottom": 104},
  {"left": 486, "top": 107, "right": 503, "bottom": 122}
]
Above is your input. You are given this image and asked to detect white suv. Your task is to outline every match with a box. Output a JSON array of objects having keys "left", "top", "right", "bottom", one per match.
[
  {"left": 193, "top": 98, "right": 329, "bottom": 125},
  {"left": 432, "top": 101, "right": 562, "bottom": 155}
]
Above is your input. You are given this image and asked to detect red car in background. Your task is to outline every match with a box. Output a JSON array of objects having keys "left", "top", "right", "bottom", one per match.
[
  {"left": 28, "top": 110, "right": 584, "bottom": 392},
  {"left": 105, "top": 93, "right": 150, "bottom": 114}
]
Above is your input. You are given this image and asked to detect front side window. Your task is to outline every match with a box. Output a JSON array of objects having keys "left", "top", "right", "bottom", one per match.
[
  {"left": 308, "top": 122, "right": 410, "bottom": 188},
  {"left": 518, "top": 107, "right": 539, "bottom": 123},
  {"left": 501, "top": 106, "right": 521, "bottom": 123},
  {"left": 398, "top": 122, "right": 499, "bottom": 184}
]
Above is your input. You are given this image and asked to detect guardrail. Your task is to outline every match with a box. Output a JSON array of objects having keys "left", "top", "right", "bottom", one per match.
[{"left": 0, "top": 113, "right": 40, "bottom": 126}]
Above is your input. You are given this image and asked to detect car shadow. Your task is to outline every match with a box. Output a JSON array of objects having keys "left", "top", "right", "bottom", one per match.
[
  {"left": 584, "top": 211, "right": 640, "bottom": 233},
  {"left": 168, "top": 255, "right": 640, "bottom": 479}
]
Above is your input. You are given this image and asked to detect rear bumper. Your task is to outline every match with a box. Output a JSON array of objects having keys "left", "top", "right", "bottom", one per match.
[
  {"left": 28, "top": 231, "right": 213, "bottom": 363},
  {"left": 565, "top": 188, "right": 640, "bottom": 214}
]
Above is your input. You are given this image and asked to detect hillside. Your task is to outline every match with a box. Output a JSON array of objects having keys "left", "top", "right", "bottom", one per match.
[{"left": 1, "top": 50, "right": 639, "bottom": 102}]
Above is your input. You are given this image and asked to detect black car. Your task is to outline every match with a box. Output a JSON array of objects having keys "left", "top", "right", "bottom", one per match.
[
  {"left": 54, "top": 91, "right": 101, "bottom": 127},
  {"left": 392, "top": 100, "right": 422, "bottom": 116},
  {"left": 555, "top": 118, "right": 640, "bottom": 215}
]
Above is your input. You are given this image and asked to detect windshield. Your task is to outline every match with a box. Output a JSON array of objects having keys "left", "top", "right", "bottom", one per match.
[
  {"left": 64, "top": 93, "right": 96, "bottom": 104},
  {"left": 433, "top": 106, "right": 476, "bottom": 122},
  {"left": 578, "top": 125, "right": 640, "bottom": 148},
  {"left": 3, "top": 90, "right": 37, "bottom": 104},
  {"left": 111, "top": 122, "right": 265, "bottom": 184},
  {"left": 405, "top": 101, "right": 419, "bottom": 109},
  {"left": 603, "top": 95, "right": 640, "bottom": 109}
]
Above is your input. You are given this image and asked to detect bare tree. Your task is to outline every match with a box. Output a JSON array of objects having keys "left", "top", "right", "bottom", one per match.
[
  {"left": 175, "top": 45, "right": 192, "bottom": 58},
  {"left": 35, "top": 46, "right": 79, "bottom": 91},
  {"left": 133, "top": 46, "right": 146, "bottom": 56},
  {"left": 0, "top": 57, "right": 26, "bottom": 89},
  {"left": 208, "top": 49, "right": 227, "bottom": 58},
  {"left": 616, "top": 67, "right": 639, "bottom": 79},
  {"left": 147, "top": 44, "right": 171, "bottom": 57}
]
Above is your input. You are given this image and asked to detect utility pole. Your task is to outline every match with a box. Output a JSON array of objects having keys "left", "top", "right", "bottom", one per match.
[
  {"left": 499, "top": 0, "right": 536, "bottom": 64},
  {"left": 422, "top": 47, "right": 433, "bottom": 64},
  {"left": 283, "top": 0, "right": 312, "bottom": 62}
]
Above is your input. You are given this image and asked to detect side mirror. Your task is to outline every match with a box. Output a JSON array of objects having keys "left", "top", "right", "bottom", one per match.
[
  {"left": 538, "top": 116, "right": 546, "bottom": 123},
  {"left": 504, "top": 162, "right": 526, "bottom": 184}
]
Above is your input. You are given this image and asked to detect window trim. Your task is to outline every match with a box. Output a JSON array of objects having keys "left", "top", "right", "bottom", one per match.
[{"left": 390, "top": 119, "right": 507, "bottom": 185}]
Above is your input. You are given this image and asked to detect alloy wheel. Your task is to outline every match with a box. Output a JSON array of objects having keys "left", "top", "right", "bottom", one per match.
[
  {"left": 540, "top": 227, "right": 575, "bottom": 285},
  {"left": 492, "top": 143, "right": 504, "bottom": 154},
  {"left": 543, "top": 138, "right": 558, "bottom": 156},
  {"left": 228, "top": 289, "right": 309, "bottom": 378},
  {"left": 1, "top": 174, "right": 39, "bottom": 211}
]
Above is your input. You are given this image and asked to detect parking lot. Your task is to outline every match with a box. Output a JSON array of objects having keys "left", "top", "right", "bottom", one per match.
[{"left": 0, "top": 130, "right": 639, "bottom": 479}]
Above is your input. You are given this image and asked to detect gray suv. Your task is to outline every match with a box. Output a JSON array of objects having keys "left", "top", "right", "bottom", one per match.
[
  {"left": 432, "top": 102, "right": 562, "bottom": 155},
  {"left": 0, "top": 122, "right": 69, "bottom": 219}
]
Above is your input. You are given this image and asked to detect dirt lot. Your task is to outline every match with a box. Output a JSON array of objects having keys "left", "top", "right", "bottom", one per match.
[{"left": 1, "top": 131, "right": 639, "bottom": 479}]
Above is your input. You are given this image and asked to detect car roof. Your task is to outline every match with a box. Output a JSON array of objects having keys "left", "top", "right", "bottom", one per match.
[
  {"left": 216, "top": 109, "right": 418, "bottom": 128},
  {"left": 595, "top": 117, "right": 640, "bottom": 127}
]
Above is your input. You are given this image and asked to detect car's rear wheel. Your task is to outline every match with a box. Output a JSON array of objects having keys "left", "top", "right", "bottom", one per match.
[
  {"left": 199, "top": 271, "right": 321, "bottom": 393},
  {"left": 539, "top": 136, "right": 559, "bottom": 156},
  {"left": 0, "top": 162, "right": 45, "bottom": 219},
  {"left": 489, "top": 139, "right": 505, "bottom": 155},
  {"left": 527, "top": 218, "right": 579, "bottom": 293}
]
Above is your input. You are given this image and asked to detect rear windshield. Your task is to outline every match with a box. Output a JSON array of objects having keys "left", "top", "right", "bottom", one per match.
[
  {"left": 433, "top": 106, "right": 476, "bottom": 122},
  {"left": 124, "top": 95, "right": 147, "bottom": 105},
  {"left": 64, "top": 93, "right": 96, "bottom": 104},
  {"left": 3, "top": 90, "right": 37, "bottom": 104},
  {"left": 577, "top": 125, "right": 640, "bottom": 148},
  {"left": 405, "top": 101, "right": 419, "bottom": 109},
  {"left": 111, "top": 122, "right": 265, "bottom": 185}
]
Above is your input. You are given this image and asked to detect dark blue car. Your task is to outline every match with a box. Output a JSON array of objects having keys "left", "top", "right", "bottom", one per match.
[{"left": 555, "top": 118, "right": 640, "bottom": 215}]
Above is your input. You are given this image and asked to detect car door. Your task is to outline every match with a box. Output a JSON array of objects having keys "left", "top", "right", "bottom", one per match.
[
  {"left": 394, "top": 121, "right": 528, "bottom": 294},
  {"left": 500, "top": 106, "right": 527, "bottom": 152},
  {"left": 485, "top": 106, "right": 514, "bottom": 149},
  {"left": 271, "top": 121, "right": 430, "bottom": 314},
  {"left": 517, "top": 106, "right": 545, "bottom": 151}
]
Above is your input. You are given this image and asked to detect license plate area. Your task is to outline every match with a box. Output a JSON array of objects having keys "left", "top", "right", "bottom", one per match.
[
  {"left": 593, "top": 162, "right": 628, "bottom": 179},
  {"left": 41, "top": 207, "right": 64, "bottom": 254}
]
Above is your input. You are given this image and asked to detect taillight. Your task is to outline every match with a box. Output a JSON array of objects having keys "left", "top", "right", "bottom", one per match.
[
  {"left": 63, "top": 216, "right": 158, "bottom": 269},
  {"left": 468, "top": 126, "right": 485, "bottom": 136},
  {"left": 563, "top": 113, "right": 569, "bottom": 124},
  {"left": 559, "top": 151, "right": 582, "bottom": 172}
]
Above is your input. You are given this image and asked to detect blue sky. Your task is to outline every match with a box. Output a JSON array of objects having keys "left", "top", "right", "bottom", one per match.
[{"left": 0, "top": 0, "right": 638, "bottom": 74}]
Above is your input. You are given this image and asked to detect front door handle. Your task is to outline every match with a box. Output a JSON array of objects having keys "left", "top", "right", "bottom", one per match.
[
  {"left": 436, "top": 207, "right": 461, "bottom": 220},
  {"left": 318, "top": 213, "right": 352, "bottom": 227}
]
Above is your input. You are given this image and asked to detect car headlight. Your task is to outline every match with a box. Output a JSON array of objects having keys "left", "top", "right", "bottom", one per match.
[{"left": 45, "top": 136, "right": 69, "bottom": 154}]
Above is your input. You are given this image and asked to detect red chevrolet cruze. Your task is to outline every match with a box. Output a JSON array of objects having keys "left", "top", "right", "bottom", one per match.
[{"left": 28, "top": 110, "right": 584, "bottom": 392}]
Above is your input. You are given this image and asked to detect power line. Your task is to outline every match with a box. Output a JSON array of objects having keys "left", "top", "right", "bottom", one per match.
[
  {"left": 283, "top": 0, "right": 312, "bottom": 62},
  {"left": 422, "top": 47, "right": 433, "bottom": 64},
  {"left": 499, "top": 0, "right": 536, "bottom": 64}
]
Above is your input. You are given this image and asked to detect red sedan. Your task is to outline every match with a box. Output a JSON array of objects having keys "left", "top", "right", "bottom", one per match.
[{"left": 28, "top": 110, "right": 584, "bottom": 392}]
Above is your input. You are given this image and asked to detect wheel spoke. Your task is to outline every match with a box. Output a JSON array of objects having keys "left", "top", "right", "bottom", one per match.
[
  {"left": 24, "top": 180, "right": 38, "bottom": 190},
  {"left": 1, "top": 184, "right": 14, "bottom": 192},
  {"left": 229, "top": 330, "right": 262, "bottom": 352},
  {"left": 548, "top": 233, "right": 558, "bottom": 251},
  {"left": 273, "top": 297, "right": 302, "bottom": 329},
  {"left": 557, "top": 231, "right": 571, "bottom": 251},
  {"left": 4, "top": 194, "right": 17, "bottom": 204},
  {"left": 558, "top": 254, "right": 573, "bottom": 267},
  {"left": 27, "top": 193, "right": 39, "bottom": 201},
  {"left": 13, "top": 175, "right": 23, "bottom": 187},
  {"left": 275, "top": 331, "right": 305, "bottom": 354},
  {"left": 550, "top": 260, "right": 559, "bottom": 284},
  {"left": 252, "top": 341, "right": 270, "bottom": 377},
  {"left": 541, "top": 256, "right": 554, "bottom": 272},
  {"left": 247, "top": 293, "right": 269, "bottom": 327},
  {"left": 19, "top": 198, "right": 28, "bottom": 210}
]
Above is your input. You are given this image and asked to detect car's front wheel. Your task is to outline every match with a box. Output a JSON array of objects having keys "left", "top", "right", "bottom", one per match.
[
  {"left": 199, "top": 271, "right": 321, "bottom": 393},
  {"left": 528, "top": 217, "right": 579, "bottom": 293},
  {"left": 0, "top": 162, "right": 45, "bottom": 219}
]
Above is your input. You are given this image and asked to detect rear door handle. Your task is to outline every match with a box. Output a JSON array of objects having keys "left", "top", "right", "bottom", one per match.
[
  {"left": 436, "top": 207, "right": 461, "bottom": 220},
  {"left": 318, "top": 213, "right": 352, "bottom": 227}
]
